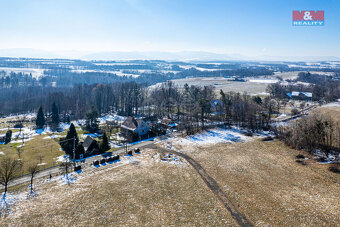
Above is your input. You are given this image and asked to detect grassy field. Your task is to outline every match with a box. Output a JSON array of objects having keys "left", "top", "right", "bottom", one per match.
[
  {"left": 1, "top": 150, "right": 237, "bottom": 226},
  {"left": 0, "top": 123, "right": 125, "bottom": 180},
  {"left": 1, "top": 138, "right": 339, "bottom": 226},
  {"left": 178, "top": 140, "right": 340, "bottom": 226},
  {"left": 0, "top": 134, "right": 64, "bottom": 176},
  {"left": 0, "top": 129, "right": 20, "bottom": 134},
  {"left": 312, "top": 106, "right": 340, "bottom": 123},
  {"left": 1, "top": 109, "right": 339, "bottom": 226}
]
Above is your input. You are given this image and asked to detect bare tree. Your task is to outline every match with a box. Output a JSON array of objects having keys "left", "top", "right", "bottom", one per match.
[
  {"left": 0, "top": 157, "right": 21, "bottom": 198},
  {"left": 28, "top": 163, "right": 39, "bottom": 194}
]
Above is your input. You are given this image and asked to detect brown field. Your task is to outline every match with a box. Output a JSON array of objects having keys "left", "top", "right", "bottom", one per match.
[
  {"left": 1, "top": 138, "right": 339, "bottom": 226},
  {"left": 177, "top": 140, "right": 340, "bottom": 226},
  {"left": 1, "top": 150, "right": 236, "bottom": 226},
  {"left": 312, "top": 106, "right": 340, "bottom": 123}
]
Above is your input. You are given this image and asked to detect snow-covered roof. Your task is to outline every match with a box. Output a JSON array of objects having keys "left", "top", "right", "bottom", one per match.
[
  {"left": 301, "top": 92, "right": 312, "bottom": 97},
  {"left": 291, "top": 91, "right": 312, "bottom": 98}
]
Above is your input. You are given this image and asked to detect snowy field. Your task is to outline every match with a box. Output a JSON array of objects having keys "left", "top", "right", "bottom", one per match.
[
  {"left": 248, "top": 79, "right": 279, "bottom": 84},
  {"left": 320, "top": 102, "right": 340, "bottom": 108},
  {"left": 71, "top": 69, "right": 139, "bottom": 78},
  {"left": 98, "top": 114, "right": 126, "bottom": 124},
  {"left": 0, "top": 67, "right": 45, "bottom": 79},
  {"left": 156, "top": 77, "right": 271, "bottom": 95},
  {"left": 166, "top": 127, "right": 253, "bottom": 152}
]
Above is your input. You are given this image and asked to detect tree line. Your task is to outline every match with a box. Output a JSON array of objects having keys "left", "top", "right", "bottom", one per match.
[
  {"left": 267, "top": 75, "right": 340, "bottom": 102},
  {"left": 274, "top": 113, "right": 340, "bottom": 158}
]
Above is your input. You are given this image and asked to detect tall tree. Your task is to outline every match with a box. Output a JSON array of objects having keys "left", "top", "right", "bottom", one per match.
[
  {"left": 4, "top": 130, "right": 12, "bottom": 144},
  {"left": 100, "top": 132, "right": 110, "bottom": 153},
  {"left": 85, "top": 106, "right": 99, "bottom": 133},
  {"left": 60, "top": 123, "right": 79, "bottom": 158},
  {"left": 51, "top": 102, "right": 60, "bottom": 129},
  {"left": 36, "top": 106, "right": 45, "bottom": 129}
]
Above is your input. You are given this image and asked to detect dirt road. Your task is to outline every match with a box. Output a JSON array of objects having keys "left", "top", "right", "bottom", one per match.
[{"left": 149, "top": 144, "right": 254, "bottom": 227}]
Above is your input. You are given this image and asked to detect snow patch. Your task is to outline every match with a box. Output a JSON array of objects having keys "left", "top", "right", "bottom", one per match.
[
  {"left": 321, "top": 102, "right": 340, "bottom": 108},
  {"left": 56, "top": 155, "right": 69, "bottom": 163},
  {"left": 249, "top": 79, "right": 279, "bottom": 84},
  {"left": 173, "top": 127, "right": 250, "bottom": 147}
]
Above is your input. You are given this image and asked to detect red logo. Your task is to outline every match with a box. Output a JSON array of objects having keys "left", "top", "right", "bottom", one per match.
[{"left": 293, "top": 11, "right": 324, "bottom": 21}]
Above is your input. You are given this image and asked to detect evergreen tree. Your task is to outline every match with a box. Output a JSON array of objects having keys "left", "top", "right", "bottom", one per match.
[
  {"left": 36, "top": 106, "right": 45, "bottom": 129},
  {"left": 66, "top": 115, "right": 70, "bottom": 124},
  {"left": 60, "top": 123, "right": 79, "bottom": 157},
  {"left": 85, "top": 106, "right": 99, "bottom": 133},
  {"left": 4, "top": 130, "right": 12, "bottom": 144},
  {"left": 51, "top": 102, "right": 60, "bottom": 127},
  {"left": 100, "top": 132, "right": 110, "bottom": 153}
]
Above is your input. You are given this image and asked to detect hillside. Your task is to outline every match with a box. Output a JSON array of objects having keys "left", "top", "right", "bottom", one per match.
[{"left": 1, "top": 132, "right": 339, "bottom": 226}]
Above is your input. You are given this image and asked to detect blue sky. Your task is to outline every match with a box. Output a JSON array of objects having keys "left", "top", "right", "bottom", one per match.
[{"left": 0, "top": 0, "right": 339, "bottom": 57}]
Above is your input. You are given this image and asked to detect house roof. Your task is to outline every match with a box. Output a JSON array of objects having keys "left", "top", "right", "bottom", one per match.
[
  {"left": 291, "top": 91, "right": 312, "bottom": 98},
  {"left": 83, "top": 136, "right": 95, "bottom": 151},
  {"left": 161, "top": 118, "right": 171, "bottom": 125},
  {"left": 301, "top": 92, "right": 312, "bottom": 97},
  {"left": 122, "top": 116, "right": 145, "bottom": 131}
]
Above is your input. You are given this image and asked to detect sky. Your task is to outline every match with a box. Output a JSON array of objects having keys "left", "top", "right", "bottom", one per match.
[{"left": 0, "top": 0, "right": 339, "bottom": 58}]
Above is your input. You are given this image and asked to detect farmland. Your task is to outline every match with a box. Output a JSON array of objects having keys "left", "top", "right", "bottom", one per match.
[
  {"left": 158, "top": 137, "right": 340, "bottom": 226},
  {"left": 1, "top": 128, "right": 339, "bottom": 226},
  {"left": 0, "top": 150, "right": 236, "bottom": 226}
]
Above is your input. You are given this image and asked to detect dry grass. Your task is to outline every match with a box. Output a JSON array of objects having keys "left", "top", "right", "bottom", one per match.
[
  {"left": 312, "top": 106, "right": 340, "bottom": 123},
  {"left": 1, "top": 136, "right": 339, "bottom": 226},
  {"left": 185, "top": 140, "right": 340, "bottom": 226},
  {"left": 0, "top": 129, "right": 20, "bottom": 134},
  {"left": 0, "top": 151, "right": 236, "bottom": 226}
]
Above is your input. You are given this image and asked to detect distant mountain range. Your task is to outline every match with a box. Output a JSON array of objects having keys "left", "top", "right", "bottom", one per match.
[{"left": 0, "top": 48, "right": 339, "bottom": 62}]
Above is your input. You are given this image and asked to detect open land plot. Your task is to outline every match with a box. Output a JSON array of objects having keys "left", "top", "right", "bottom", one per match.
[
  {"left": 0, "top": 150, "right": 237, "bottom": 226},
  {"left": 169, "top": 77, "right": 270, "bottom": 95},
  {"left": 168, "top": 139, "right": 340, "bottom": 226},
  {"left": 313, "top": 105, "right": 340, "bottom": 123},
  {"left": 2, "top": 126, "right": 339, "bottom": 226},
  {"left": 0, "top": 134, "right": 64, "bottom": 176}
]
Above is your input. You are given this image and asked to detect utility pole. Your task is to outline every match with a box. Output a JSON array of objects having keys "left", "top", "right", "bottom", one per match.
[{"left": 73, "top": 136, "right": 76, "bottom": 164}]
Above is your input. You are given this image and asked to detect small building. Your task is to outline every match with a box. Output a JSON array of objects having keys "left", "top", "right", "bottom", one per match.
[
  {"left": 161, "top": 118, "right": 172, "bottom": 126},
  {"left": 105, "top": 120, "right": 118, "bottom": 126},
  {"left": 286, "top": 91, "right": 312, "bottom": 101},
  {"left": 121, "top": 117, "right": 150, "bottom": 142},
  {"left": 82, "top": 136, "right": 100, "bottom": 157},
  {"left": 153, "top": 118, "right": 176, "bottom": 135}
]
